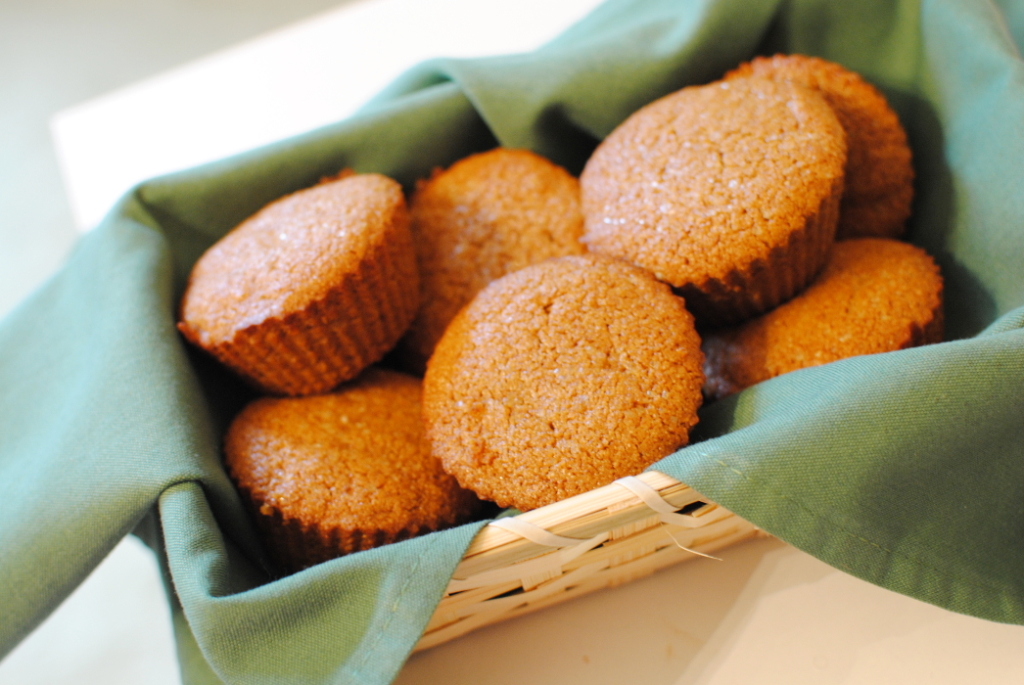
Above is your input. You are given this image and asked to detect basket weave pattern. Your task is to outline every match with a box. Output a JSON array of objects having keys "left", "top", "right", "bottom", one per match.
[{"left": 416, "top": 470, "right": 760, "bottom": 650}]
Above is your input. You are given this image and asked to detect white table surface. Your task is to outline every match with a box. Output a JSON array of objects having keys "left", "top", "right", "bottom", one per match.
[{"left": 7, "top": 0, "right": 1023, "bottom": 683}]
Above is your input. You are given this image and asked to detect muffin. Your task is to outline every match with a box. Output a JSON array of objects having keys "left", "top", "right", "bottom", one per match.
[
  {"left": 702, "top": 238, "right": 944, "bottom": 399},
  {"left": 400, "top": 148, "right": 585, "bottom": 371},
  {"left": 580, "top": 76, "right": 847, "bottom": 326},
  {"left": 423, "top": 254, "right": 705, "bottom": 511},
  {"left": 224, "top": 367, "right": 481, "bottom": 574},
  {"left": 178, "top": 172, "right": 420, "bottom": 396},
  {"left": 727, "top": 54, "right": 914, "bottom": 239}
]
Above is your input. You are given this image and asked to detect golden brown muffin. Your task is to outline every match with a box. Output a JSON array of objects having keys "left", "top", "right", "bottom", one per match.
[
  {"left": 702, "top": 238, "right": 943, "bottom": 399},
  {"left": 422, "top": 254, "right": 705, "bottom": 511},
  {"left": 225, "top": 367, "right": 481, "bottom": 574},
  {"left": 178, "top": 173, "right": 420, "bottom": 396},
  {"left": 580, "top": 76, "right": 847, "bottom": 326},
  {"left": 727, "top": 54, "right": 914, "bottom": 239},
  {"left": 400, "top": 148, "right": 585, "bottom": 371}
]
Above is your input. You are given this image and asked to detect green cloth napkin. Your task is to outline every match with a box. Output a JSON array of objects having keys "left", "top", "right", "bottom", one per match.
[{"left": 3, "top": 0, "right": 1023, "bottom": 682}]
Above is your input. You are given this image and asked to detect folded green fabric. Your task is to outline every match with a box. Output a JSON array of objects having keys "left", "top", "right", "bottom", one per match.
[{"left": 2, "top": 0, "right": 1023, "bottom": 683}]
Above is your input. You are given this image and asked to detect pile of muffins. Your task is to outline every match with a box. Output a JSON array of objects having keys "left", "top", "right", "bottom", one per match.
[{"left": 178, "top": 55, "right": 943, "bottom": 574}]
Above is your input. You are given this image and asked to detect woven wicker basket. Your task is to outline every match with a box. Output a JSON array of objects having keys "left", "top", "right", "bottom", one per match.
[{"left": 415, "top": 470, "right": 761, "bottom": 650}]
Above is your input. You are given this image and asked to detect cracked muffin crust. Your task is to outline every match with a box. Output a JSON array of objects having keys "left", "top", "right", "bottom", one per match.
[
  {"left": 727, "top": 54, "right": 914, "bottom": 240},
  {"left": 225, "top": 367, "right": 481, "bottom": 573},
  {"left": 702, "top": 238, "right": 944, "bottom": 399},
  {"left": 580, "top": 76, "right": 847, "bottom": 326},
  {"left": 400, "top": 148, "right": 585, "bottom": 371},
  {"left": 178, "top": 172, "right": 420, "bottom": 396},
  {"left": 422, "top": 254, "right": 705, "bottom": 511}
]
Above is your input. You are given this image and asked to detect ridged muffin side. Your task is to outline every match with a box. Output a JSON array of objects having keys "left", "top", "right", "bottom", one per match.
[
  {"left": 400, "top": 148, "right": 585, "bottom": 372},
  {"left": 727, "top": 54, "right": 914, "bottom": 240},
  {"left": 580, "top": 77, "right": 847, "bottom": 326},
  {"left": 702, "top": 238, "right": 944, "bottom": 399},
  {"left": 178, "top": 173, "right": 420, "bottom": 396},
  {"left": 225, "top": 368, "right": 481, "bottom": 574}
]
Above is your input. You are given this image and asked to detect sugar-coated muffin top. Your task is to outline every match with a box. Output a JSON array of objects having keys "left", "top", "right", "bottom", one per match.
[
  {"left": 579, "top": 76, "right": 847, "bottom": 293},
  {"left": 224, "top": 367, "right": 479, "bottom": 535},
  {"left": 180, "top": 173, "right": 410, "bottom": 347},
  {"left": 727, "top": 54, "right": 914, "bottom": 239},
  {"left": 702, "top": 238, "right": 944, "bottom": 399},
  {"left": 404, "top": 148, "right": 585, "bottom": 368},
  {"left": 422, "top": 254, "right": 705, "bottom": 511}
]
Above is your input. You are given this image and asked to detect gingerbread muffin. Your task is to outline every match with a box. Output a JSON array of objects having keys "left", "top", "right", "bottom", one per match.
[
  {"left": 401, "top": 148, "right": 585, "bottom": 370},
  {"left": 422, "top": 254, "right": 705, "bottom": 511},
  {"left": 727, "top": 54, "right": 914, "bottom": 239},
  {"left": 225, "top": 367, "right": 481, "bottom": 574},
  {"left": 580, "top": 76, "right": 847, "bottom": 326},
  {"left": 178, "top": 172, "right": 420, "bottom": 396},
  {"left": 702, "top": 238, "right": 943, "bottom": 399}
]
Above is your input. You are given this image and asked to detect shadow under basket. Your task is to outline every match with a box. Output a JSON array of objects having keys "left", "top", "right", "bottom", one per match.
[{"left": 416, "top": 470, "right": 763, "bottom": 651}]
